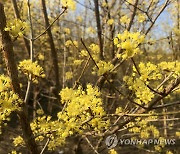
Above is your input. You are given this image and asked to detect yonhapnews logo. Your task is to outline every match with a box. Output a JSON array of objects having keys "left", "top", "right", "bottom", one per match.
[
  {"left": 105, "top": 134, "right": 118, "bottom": 149},
  {"left": 105, "top": 134, "right": 176, "bottom": 149}
]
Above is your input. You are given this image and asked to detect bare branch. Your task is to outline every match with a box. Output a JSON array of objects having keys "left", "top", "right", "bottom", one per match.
[
  {"left": 40, "top": 138, "right": 50, "bottom": 154},
  {"left": 93, "top": 0, "right": 104, "bottom": 60},
  {"left": 33, "top": 8, "right": 67, "bottom": 41}
]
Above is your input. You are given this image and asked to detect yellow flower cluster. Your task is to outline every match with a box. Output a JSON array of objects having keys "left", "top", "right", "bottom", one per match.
[
  {"left": 166, "top": 151, "right": 173, "bottom": 154},
  {"left": 4, "top": 19, "right": 28, "bottom": 37},
  {"left": 65, "top": 71, "right": 73, "bottom": 80},
  {"left": 173, "top": 27, "right": 180, "bottom": 36},
  {"left": 76, "top": 16, "right": 82, "bottom": 22},
  {"left": 18, "top": 60, "right": 45, "bottom": 83},
  {"left": 81, "top": 44, "right": 114, "bottom": 76},
  {"left": 89, "top": 43, "right": 100, "bottom": 61},
  {"left": 0, "top": 75, "right": 22, "bottom": 134},
  {"left": 87, "top": 27, "right": 96, "bottom": 34},
  {"left": 124, "top": 75, "right": 154, "bottom": 104},
  {"left": 136, "top": 62, "right": 162, "bottom": 83},
  {"left": 30, "top": 115, "right": 65, "bottom": 150},
  {"left": 107, "top": 19, "right": 114, "bottom": 25},
  {"left": 13, "top": 136, "right": 24, "bottom": 147},
  {"left": 29, "top": 84, "right": 109, "bottom": 150},
  {"left": 0, "top": 75, "right": 11, "bottom": 92},
  {"left": 124, "top": 61, "right": 180, "bottom": 105},
  {"left": 65, "top": 40, "right": 78, "bottom": 48},
  {"left": 38, "top": 53, "right": 45, "bottom": 61},
  {"left": 108, "top": 149, "right": 118, "bottom": 154},
  {"left": 158, "top": 61, "right": 180, "bottom": 77},
  {"left": 102, "top": 2, "right": 108, "bottom": 7},
  {"left": 127, "top": 115, "right": 165, "bottom": 152},
  {"left": 127, "top": 114, "right": 160, "bottom": 145},
  {"left": 140, "top": 125, "right": 160, "bottom": 139},
  {"left": 115, "top": 107, "right": 123, "bottom": 114},
  {"left": 59, "top": 84, "right": 109, "bottom": 133},
  {"left": 176, "top": 131, "right": 180, "bottom": 137},
  {"left": 120, "top": 15, "right": 130, "bottom": 24},
  {"left": 124, "top": 61, "right": 166, "bottom": 104},
  {"left": 93, "top": 60, "right": 114, "bottom": 76},
  {"left": 61, "top": 0, "right": 76, "bottom": 10},
  {"left": 137, "top": 13, "right": 146, "bottom": 23},
  {"left": 63, "top": 28, "right": 71, "bottom": 35},
  {"left": 114, "top": 31, "right": 145, "bottom": 59},
  {"left": 73, "top": 59, "right": 83, "bottom": 65}
]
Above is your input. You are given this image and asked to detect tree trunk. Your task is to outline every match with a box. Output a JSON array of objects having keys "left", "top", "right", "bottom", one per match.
[
  {"left": 93, "top": 0, "right": 104, "bottom": 60},
  {"left": 41, "top": 0, "right": 61, "bottom": 101},
  {"left": 0, "top": 3, "right": 39, "bottom": 154}
]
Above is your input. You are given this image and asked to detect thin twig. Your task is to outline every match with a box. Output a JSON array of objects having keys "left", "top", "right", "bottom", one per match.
[
  {"left": 127, "top": 0, "right": 139, "bottom": 31},
  {"left": 81, "top": 39, "right": 146, "bottom": 109},
  {"left": 145, "top": 0, "right": 170, "bottom": 35},
  {"left": 24, "top": 0, "right": 34, "bottom": 105},
  {"left": 152, "top": 101, "right": 180, "bottom": 109},
  {"left": 33, "top": 8, "right": 67, "bottom": 40},
  {"left": 155, "top": 72, "right": 174, "bottom": 90},
  {"left": 73, "top": 57, "right": 90, "bottom": 89},
  {"left": 84, "top": 136, "right": 99, "bottom": 154},
  {"left": 93, "top": 0, "right": 104, "bottom": 59},
  {"left": 40, "top": 138, "right": 50, "bottom": 154},
  {"left": 131, "top": 57, "right": 163, "bottom": 96},
  {"left": 81, "top": 38, "right": 99, "bottom": 69},
  {"left": 108, "top": 111, "right": 180, "bottom": 117}
]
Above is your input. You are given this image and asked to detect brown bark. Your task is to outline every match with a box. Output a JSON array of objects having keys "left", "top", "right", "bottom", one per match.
[
  {"left": 0, "top": 3, "right": 39, "bottom": 154},
  {"left": 127, "top": 0, "right": 139, "bottom": 31},
  {"left": 41, "top": 0, "right": 61, "bottom": 100},
  {"left": 93, "top": 0, "right": 104, "bottom": 60}
]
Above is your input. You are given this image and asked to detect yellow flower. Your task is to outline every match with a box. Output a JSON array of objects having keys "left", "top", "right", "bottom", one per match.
[
  {"left": 65, "top": 40, "right": 72, "bottom": 47},
  {"left": 11, "top": 151, "right": 17, "bottom": 154},
  {"left": 93, "top": 61, "right": 114, "bottom": 76},
  {"left": 73, "top": 40, "right": 78, "bottom": 47},
  {"left": 107, "top": 19, "right": 114, "bottom": 25},
  {"left": 65, "top": 71, "right": 73, "bottom": 80},
  {"left": 109, "top": 149, "right": 118, "bottom": 154},
  {"left": 115, "top": 107, "right": 123, "bottom": 114},
  {"left": 176, "top": 131, "right": 180, "bottom": 137},
  {"left": 38, "top": 53, "right": 44, "bottom": 61},
  {"left": 114, "top": 31, "right": 145, "bottom": 59},
  {"left": 113, "top": 38, "right": 119, "bottom": 45},
  {"left": 18, "top": 60, "right": 45, "bottom": 83},
  {"left": 120, "top": 15, "right": 130, "bottom": 24},
  {"left": 63, "top": 28, "right": 71, "bottom": 34},
  {"left": 87, "top": 27, "right": 96, "bottom": 34},
  {"left": 76, "top": 16, "right": 82, "bottom": 22},
  {"left": 137, "top": 13, "right": 146, "bottom": 22},
  {"left": 102, "top": 2, "right": 108, "bottom": 7},
  {"left": 166, "top": 151, "right": 173, "bottom": 154},
  {"left": 36, "top": 109, "right": 44, "bottom": 115},
  {"left": 154, "top": 145, "right": 162, "bottom": 152},
  {"left": 13, "top": 136, "right": 24, "bottom": 147},
  {"left": 89, "top": 43, "right": 100, "bottom": 61},
  {"left": 5, "top": 19, "right": 28, "bottom": 38},
  {"left": 80, "top": 50, "right": 88, "bottom": 57},
  {"left": 0, "top": 75, "right": 22, "bottom": 130},
  {"left": 73, "top": 59, "right": 83, "bottom": 65},
  {"left": 61, "top": 0, "right": 76, "bottom": 10}
]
